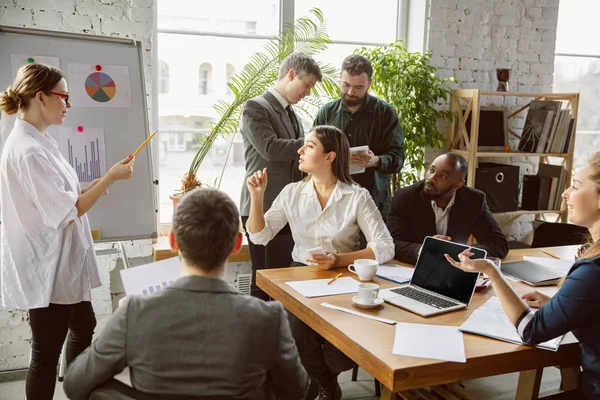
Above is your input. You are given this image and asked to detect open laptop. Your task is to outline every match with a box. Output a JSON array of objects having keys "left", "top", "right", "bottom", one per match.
[{"left": 380, "top": 236, "right": 486, "bottom": 317}]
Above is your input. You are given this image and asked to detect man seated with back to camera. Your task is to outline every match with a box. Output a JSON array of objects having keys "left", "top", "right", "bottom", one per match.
[
  {"left": 386, "top": 152, "right": 509, "bottom": 265},
  {"left": 63, "top": 188, "right": 308, "bottom": 400}
]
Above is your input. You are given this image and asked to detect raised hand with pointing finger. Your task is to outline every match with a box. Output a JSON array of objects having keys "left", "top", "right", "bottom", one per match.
[{"left": 246, "top": 167, "right": 268, "bottom": 197}]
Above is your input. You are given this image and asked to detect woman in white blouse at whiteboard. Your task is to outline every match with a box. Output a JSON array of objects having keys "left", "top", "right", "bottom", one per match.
[
  {"left": 246, "top": 125, "right": 394, "bottom": 398},
  {"left": 0, "top": 63, "right": 135, "bottom": 400}
]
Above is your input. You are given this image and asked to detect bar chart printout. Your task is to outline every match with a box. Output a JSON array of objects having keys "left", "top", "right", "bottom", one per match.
[
  {"left": 120, "top": 257, "right": 181, "bottom": 296},
  {"left": 58, "top": 127, "right": 107, "bottom": 183}
]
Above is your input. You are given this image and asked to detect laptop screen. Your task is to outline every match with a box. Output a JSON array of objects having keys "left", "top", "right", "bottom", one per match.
[{"left": 411, "top": 237, "right": 486, "bottom": 304}]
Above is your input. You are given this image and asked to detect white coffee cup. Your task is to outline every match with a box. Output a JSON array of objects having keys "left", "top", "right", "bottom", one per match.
[
  {"left": 357, "top": 283, "right": 379, "bottom": 304},
  {"left": 348, "top": 259, "right": 378, "bottom": 281}
]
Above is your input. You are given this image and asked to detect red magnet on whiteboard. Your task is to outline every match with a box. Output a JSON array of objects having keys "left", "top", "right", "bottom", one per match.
[
  {"left": 77, "top": 126, "right": 84, "bottom": 133},
  {"left": 95, "top": 65, "right": 102, "bottom": 71}
]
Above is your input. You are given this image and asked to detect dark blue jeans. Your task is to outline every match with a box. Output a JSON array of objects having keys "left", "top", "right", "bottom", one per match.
[{"left": 27, "top": 301, "right": 96, "bottom": 400}]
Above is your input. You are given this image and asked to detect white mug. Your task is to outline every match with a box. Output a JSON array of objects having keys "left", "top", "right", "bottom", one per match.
[
  {"left": 357, "top": 283, "right": 379, "bottom": 304},
  {"left": 348, "top": 259, "right": 378, "bottom": 281}
]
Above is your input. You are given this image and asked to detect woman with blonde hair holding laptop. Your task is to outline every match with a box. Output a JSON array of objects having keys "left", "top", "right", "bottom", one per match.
[
  {"left": 246, "top": 124, "right": 394, "bottom": 399},
  {"left": 447, "top": 152, "right": 600, "bottom": 400},
  {"left": 0, "top": 63, "right": 134, "bottom": 399}
]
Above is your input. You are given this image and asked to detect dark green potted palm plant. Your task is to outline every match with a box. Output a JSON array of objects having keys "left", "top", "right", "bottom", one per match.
[{"left": 171, "top": 9, "right": 339, "bottom": 205}]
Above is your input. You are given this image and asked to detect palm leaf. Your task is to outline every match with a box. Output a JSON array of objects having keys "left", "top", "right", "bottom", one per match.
[{"left": 185, "top": 8, "right": 340, "bottom": 185}]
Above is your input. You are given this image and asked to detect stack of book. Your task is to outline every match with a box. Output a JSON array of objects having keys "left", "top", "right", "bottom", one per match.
[
  {"left": 518, "top": 100, "right": 576, "bottom": 154},
  {"left": 521, "top": 163, "right": 566, "bottom": 211}
]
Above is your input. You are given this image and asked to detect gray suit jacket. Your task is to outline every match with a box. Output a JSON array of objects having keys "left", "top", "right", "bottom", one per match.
[
  {"left": 240, "top": 91, "right": 304, "bottom": 216},
  {"left": 63, "top": 276, "right": 308, "bottom": 400}
]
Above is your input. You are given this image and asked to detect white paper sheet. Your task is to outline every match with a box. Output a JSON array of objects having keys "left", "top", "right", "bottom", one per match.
[
  {"left": 523, "top": 256, "right": 572, "bottom": 273},
  {"left": 11, "top": 54, "right": 61, "bottom": 78},
  {"left": 321, "top": 303, "right": 396, "bottom": 325},
  {"left": 120, "top": 257, "right": 181, "bottom": 296},
  {"left": 286, "top": 277, "right": 360, "bottom": 298},
  {"left": 459, "top": 297, "right": 563, "bottom": 351},
  {"left": 393, "top": 322, "right": 466, "bottom": 363},
  {"left": 349, "top": 145, "right": 369, "bottom": 175},
  {"left": 376, "top": 264, "right": 414, "bottom": 284},
  {"left": 67, "top": 63, "right": 132, "bottom": 108},
  {"left": 57, "top": 126, "right": 107, "bottom": 183}
]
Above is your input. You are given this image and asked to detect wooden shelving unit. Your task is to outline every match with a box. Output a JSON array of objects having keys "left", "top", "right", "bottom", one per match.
[{"left": 447, "top": 89, "right": 580, "bottom": 225}]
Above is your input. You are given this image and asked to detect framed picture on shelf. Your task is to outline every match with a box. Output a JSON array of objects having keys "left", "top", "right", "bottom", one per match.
[{"left": 459, "top": 106, "right": 508, "bottom": 151}]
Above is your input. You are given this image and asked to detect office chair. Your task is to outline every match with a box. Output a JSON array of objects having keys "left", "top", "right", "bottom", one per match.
[{"left": 530, "top": 222, "right": 588, "bottom": 248}]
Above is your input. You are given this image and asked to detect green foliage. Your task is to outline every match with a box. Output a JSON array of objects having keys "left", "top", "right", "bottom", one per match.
[
  {"left": 355, "top": 41, "right": 455, "bottom": 192},
  {"left": 185, "top": 8, "right": 339, "bottom": 189}
]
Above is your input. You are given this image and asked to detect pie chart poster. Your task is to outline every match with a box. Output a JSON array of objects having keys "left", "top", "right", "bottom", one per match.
[{"left": 67, "top": 63, "right": 132, "bottom": 108}]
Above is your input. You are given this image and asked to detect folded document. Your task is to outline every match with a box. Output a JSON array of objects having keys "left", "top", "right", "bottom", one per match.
[{"left": 459, "top": 297, "right": 563, "bottom": 351}]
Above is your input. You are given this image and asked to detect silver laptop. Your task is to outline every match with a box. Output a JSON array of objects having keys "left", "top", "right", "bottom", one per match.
[{"left": 380, "top": 236, "right": 486, "bottom": 317}]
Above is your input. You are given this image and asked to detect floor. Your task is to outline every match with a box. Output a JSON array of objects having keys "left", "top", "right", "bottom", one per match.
[{"left": 0, "top": 365, "right": 564, "bottom": 400}]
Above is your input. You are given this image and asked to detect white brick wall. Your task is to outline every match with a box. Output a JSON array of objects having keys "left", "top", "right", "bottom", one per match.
[
  {"left": 0, "top": 0, "right": 156, "bottom": 372},
  {"left": 428, "top": 0, "right": 560, "bottom": 241}
]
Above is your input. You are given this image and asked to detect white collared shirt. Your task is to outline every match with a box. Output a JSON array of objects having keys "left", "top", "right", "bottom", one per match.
[
  {"left": 269, "top": 87, "right": 289, "bottom": 109},
  {"left": 247, "top": 179, "right": 395, "bottom": 264},
  {"left": 430, "top": 192, "right": 457, "bottom": 236},
  {"left": 0, "top": 118, "right": 101, "bottom": 310}
]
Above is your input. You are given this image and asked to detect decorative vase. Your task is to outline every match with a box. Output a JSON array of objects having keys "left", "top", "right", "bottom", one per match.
[{"left": 496, "top": 68, "right": 510, "bottom": 92}]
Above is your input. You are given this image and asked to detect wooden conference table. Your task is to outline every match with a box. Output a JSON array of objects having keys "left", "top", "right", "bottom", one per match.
[{"left": 257, "top": 246, "right": 582, "bottom": 400}]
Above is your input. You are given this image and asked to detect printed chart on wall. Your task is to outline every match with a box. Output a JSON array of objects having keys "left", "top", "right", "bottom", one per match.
[
  {"left": 58, "top": 126, "right": 107, "bottom": 183},
  {"left": 11, "top": 54, "right": 61, "bottom": 79},
  {"left": 67, "top": 63, "right": 132, "bottom": 108}
]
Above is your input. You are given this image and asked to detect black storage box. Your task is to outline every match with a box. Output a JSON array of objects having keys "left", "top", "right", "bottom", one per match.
[{"left": 474, "top": 163, "right": 520, "bottom": 212}]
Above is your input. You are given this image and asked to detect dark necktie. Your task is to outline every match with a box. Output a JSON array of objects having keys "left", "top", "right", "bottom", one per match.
[{"left": 286, "top": 105, "right": 300, "bottom": 138}]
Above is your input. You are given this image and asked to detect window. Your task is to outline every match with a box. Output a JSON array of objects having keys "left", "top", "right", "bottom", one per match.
[
  {"left": 295, "top": 0, "right": 398, "bottom": 44},
  {"left": 554, "top": 0, "right": 600, "bottom": 171},
  {"left": 158, "top": 61, "right": 169, "bottom": 94},
  {"left": 157, "top": 0, "right": 406, "bottom": 224},
  {"left": 158, "top": 33, "right": 268, "bottom": 223},
  {"left": 198, "top": 63, "right": 212, "bottom": 95},
  {"left": 225, "top": 64, "right": 235, "bottom": 96}
]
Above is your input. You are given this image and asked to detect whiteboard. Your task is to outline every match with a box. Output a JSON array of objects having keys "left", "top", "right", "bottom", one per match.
[{"left": 0, "top": 26, "right": 157, "bottom": 241}]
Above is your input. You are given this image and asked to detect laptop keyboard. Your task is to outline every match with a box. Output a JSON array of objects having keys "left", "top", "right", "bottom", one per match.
[{"left": 391, "top": 286, "right": 459, "bottom": 309}]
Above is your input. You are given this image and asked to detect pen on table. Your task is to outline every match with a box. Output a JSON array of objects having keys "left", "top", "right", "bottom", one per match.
[
  {"left": 327, "top": 273, "right": 342, "bottom": 285},
  {"left": 542, "top": 250, "right": 560, "bottom": 260},
  {"left": 129, "top": 130, "right": 157, "bottom": 158}
]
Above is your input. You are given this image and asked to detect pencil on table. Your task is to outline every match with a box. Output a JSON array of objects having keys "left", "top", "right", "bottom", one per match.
[
  {"left": 130, "top": 130, "right": 157, "bottom": 158},
  {"left": 327, "top": 273, "right": 342, "bottom": 285},
  {"left": 542, "top": 250, "right": 560, "bottom": 260}
]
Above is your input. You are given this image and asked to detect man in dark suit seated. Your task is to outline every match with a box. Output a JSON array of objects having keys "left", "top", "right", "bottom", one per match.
[
  {"left": 63, "top": 188, "right": 308, "bottom": 400},
  {"left": 387, "top": 152, "right": 509, "bottom": 265}
]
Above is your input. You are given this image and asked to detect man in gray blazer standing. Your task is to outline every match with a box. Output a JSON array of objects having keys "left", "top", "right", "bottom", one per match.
[
  {"left": 64, "top": 189, "right": 308, "bottom": 400},
  {"left": 240, "top": 52, "right": 322, "bottom": 300}
]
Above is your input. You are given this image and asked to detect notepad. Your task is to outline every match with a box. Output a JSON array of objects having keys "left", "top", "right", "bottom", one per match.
[
  {"left": 459, "top": 297, "right": 563, "bottom": 351},
  {"left": 286, "top": 277, "right": 360, "bottom": 298},
  {"left": 349, "top": 145, "right": 369, "bottom": 175},
  {"left": 393, "top": 322, "right": 466, "bottom": 363},
  {"left": 376, "top": 264, "right": 414, "bottom": 284}
]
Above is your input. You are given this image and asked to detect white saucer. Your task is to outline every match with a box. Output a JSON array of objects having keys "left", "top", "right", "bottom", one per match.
[{"left": 352, "top": 296, "right": 384, "bottom": 309}]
